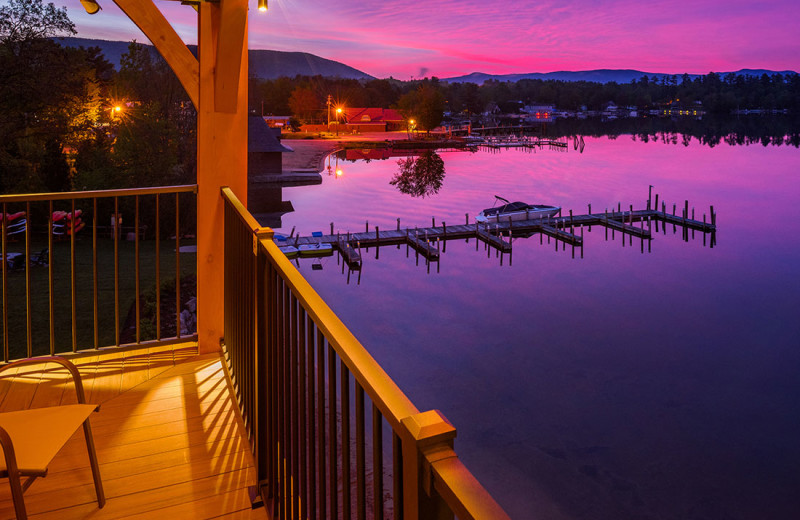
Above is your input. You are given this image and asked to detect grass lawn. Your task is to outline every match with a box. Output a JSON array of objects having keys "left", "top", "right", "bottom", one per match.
[{"left": 1, "top": 234, "right": 196, "bottom": 359}]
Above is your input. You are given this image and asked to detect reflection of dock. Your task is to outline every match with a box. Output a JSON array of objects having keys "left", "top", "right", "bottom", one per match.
[
  {"left": 480, "top": 136, "right": 569, "bottom": 150},
  {"left": 286, "top": 202, "right": 717, "bottom": 272}
]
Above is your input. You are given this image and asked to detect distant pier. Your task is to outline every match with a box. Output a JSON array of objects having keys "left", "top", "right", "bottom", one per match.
[{"left": 282, "top": 200, "right": 717, "bottom": 272}]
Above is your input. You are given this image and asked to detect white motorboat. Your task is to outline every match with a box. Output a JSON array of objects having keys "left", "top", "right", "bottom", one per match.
[{"left": 475, "top": 197, "right": 560, "bottom": 224}]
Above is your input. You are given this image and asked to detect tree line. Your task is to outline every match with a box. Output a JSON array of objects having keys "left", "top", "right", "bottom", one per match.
[
  {"left": 251, "top": 71, "right": 800, "bottom": 129},
  {"left": 0, "top": 0, "right": 194, "bottom": 195}
]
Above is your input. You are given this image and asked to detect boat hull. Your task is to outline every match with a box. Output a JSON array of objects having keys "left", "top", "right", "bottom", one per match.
[{"left": 476, "top": 205, "right": 560, "bottom": 224}]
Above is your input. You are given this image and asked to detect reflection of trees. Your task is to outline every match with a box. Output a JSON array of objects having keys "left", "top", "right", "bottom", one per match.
[
  {"left": 390, "top": 151, "right": 445, "bottom": 198},
  {"left": 545, "top": 114, "right": 800, "bottom": 148}
]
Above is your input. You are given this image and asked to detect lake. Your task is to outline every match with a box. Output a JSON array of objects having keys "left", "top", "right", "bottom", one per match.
[{"left": 262, "top": 127, "right": 800, "bottom": 519}]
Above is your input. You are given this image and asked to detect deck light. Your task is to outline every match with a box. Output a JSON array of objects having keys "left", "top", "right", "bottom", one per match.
[
  {"left": 258, "top": 0, "right": 267, "bottom": 12},
  {"left": 80, "top": 0, "right": 101, "bottom": 14}
]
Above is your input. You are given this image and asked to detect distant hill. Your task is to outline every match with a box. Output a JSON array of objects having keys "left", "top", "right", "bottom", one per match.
[
  {"left": 442, "top": 69, "right": 798, "bottom": 84},
  {"left": 54, "top": 37, "right": 374, "bottom": 80}
]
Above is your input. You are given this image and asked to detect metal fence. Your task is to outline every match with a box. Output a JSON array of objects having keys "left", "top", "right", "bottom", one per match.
[
  {"left": 222, "top": 187, "right": 509, "bottom": 520},
  {"left": 0, "top": 185, "right": 198, "bottom": 361}
]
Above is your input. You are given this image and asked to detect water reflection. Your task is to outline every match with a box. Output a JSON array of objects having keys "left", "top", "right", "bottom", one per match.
[
  {"left": 546, "top": 114, "right": 800, "bottom": 148},
  {"left": 390, "top": 150, "right": 446, "bottom": 198},
  {"left": 270, "top": 132, "right": 800, "bottom": 520}
]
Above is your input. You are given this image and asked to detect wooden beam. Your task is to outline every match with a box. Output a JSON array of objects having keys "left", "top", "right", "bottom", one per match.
[
  {"left": 215, "top": 0, "right": 248, "bottom": 113},
  {"left": 112, "top": 0, "right": 200, "bottom": 108}
]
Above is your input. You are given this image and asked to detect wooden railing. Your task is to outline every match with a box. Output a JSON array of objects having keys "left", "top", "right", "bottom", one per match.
[
  {"left": 0, "top": 185, "right": 198, "bottom": 361},
  {"left": 222, "top": 187, "right": 510, "bottom": 520}
]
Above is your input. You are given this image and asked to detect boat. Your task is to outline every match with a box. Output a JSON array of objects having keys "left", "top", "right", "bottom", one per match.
[
  {"left": 298, "top": 242, "right": 333, "bottom": 258},
  {"left": 475, "top": 196, "right": 560, "bottom": 224}
]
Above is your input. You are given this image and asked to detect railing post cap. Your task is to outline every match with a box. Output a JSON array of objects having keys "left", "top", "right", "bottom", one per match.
[{"left": 401, "top": 409, "right": 456, "bottom": 445}]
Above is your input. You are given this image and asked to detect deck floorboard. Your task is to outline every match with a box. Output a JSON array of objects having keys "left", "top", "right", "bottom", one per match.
[{"left": 0, "top": 346, "right": 268, "bottom": 520}]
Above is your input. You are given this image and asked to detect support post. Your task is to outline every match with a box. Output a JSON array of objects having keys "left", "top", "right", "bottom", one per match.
[
  {"left": 196, "top": 0, "right": 249, "bottom": 353},
  {"left": 401, "top": 411, "right": 457, "bottom": 520}
]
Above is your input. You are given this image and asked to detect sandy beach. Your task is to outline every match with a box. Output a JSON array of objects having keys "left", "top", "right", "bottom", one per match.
[{"left": 280, "top": 131, "right": 411, "bottom": 173}]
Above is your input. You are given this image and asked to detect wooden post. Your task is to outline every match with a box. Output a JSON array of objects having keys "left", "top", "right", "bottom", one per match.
[
  {"left": 710, "top": 205, "right": 716, "bottom": 226},
  {"left": 654, "top": 194, "right": 659, "bottom": 213},
  {"left": 673, "top": 203, "right": 676, "bottom": 216},
  {"left": 397, "top": 218, "right": 401, "bottom": 231},
  {"left": 648, "top": 185, "right": 653, "bottom": 210},
  {"left": 196, "top": 0, "right": 249, "bottom": 354},
  {"left": 330, "top": 222, "right": 334, "bottom": 235},
  {"left": 366, "top": 220, "right": 369, "bottom": 233},
  {"left": 465, "top": 213, "right": 469, "bottom": 225},
  {"left": 432, "top": 216, "right": 435, "bottom": 228},
  {"left": 375, "top": 226, "right": 379, "bottom": 244},
  {"left": 588, "top": 203, "right": 591, "bottom": 215}
]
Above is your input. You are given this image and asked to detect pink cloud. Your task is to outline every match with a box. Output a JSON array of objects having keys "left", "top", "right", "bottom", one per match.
[{"left": 66, "top": 0, "right": 800, "bottom": 78}]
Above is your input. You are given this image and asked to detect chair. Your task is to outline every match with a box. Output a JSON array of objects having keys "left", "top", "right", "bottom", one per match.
[{"left": 0, "top": 357, "right": 105, "bottom": 519}]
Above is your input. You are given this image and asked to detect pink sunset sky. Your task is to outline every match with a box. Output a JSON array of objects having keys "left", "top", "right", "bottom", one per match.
[{"left": 66, "top": 0, "right": 799, "bottom": 79}]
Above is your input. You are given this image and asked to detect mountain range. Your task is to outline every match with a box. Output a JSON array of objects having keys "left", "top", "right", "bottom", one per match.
[
  {"left": 55, "top": 37, "right": 374, "bottom": 80},
  {"left": 441, "top": 69, "right": 798, "bottom": 84},
  {"left": 56, "top": 37, "right": 795, "bottom": 84}
]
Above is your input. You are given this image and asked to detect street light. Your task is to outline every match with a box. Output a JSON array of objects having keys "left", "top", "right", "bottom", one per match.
[
  {"left": 336, "top": 107, "right": 343, "bottom": 136},
  {"left": 258, "top": 0, "right": 267, "bottom": 12}
]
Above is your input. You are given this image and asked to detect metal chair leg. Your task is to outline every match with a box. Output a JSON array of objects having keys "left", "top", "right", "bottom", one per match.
[{"left": 82, "top": 420, "right": 105, "bottom": 508}]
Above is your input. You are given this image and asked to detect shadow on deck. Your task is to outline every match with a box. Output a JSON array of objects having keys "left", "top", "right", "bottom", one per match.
[{"left": 0, "top": 346, "right": 267, "bottom": 519}]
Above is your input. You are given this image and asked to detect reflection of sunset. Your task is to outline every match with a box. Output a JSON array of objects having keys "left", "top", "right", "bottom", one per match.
[{"left": 291, "top": 135, "right": 800, "bottom": 520}]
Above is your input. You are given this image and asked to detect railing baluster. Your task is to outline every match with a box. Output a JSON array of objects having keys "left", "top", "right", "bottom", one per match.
[
  {"left": 25, "top": 201, "right": 31, "bottom": 358},
  {"left": 48, "top": 200, "right": 54, "bottom": 355},
  {"left": 175, "top": 193, "right": 181, "bottom": 338},
  {"left": 307, "top": 317, "right": 317, "bottom": 520},
  {"left": 270, "top": 267, "right": 279, "bottom": 509},
  {"left": 298, "top": 306, "right": 307, "bottom": 520},
  {"left": 155, "top": 194, "right": 160, "bottom": 341},
  {"left": 341, "top": 363, "right": 351, "bottom": 519},
  {"left": 356, "top": 384, "right": 366, "bottom": 520},
  {"left": 291, "top": 294, "right": 300, "bottom": 520},
  {"left": 92, "top": 197, "right": 98, "bottom": 349},
  {"left": 328, "top": 344, "right": 338, "bottom": 519},
  {"left": 135, "top": 195, "right": 140, "bottom": 344},
  {"left": 114, "top": 196, "right": 120, "bottom": 346},
  {"left": 372, "top": 403, "right": 384, "bottom": 520},
  {"left": 70, "top": 198, "right": 77, "bottom": 352},
  {"left": 393, "top": 431, "right": 403, "bottom": 520},
  {"left": 282, "top": 281, "right": 290, "bottom": 519},
  {"left": 1, "top": 202, "right": 6, "bottom": 363},
  {"left": 317, "top": 329, "right": 327, "bottom": 520}
]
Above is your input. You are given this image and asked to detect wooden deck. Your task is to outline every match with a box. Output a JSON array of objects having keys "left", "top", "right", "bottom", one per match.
[{"left": 0, "top": 345, "right": 268, "bottom": 520}]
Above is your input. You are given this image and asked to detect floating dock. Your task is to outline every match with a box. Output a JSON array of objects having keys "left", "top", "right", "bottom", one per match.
[{"left": 282, "top": 203, "right": 717, "bottom": 271}]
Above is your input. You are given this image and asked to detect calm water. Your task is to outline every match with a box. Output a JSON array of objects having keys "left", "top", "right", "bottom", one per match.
[{"left": 264, "top": 135, "right": 800, "bottom": 520}]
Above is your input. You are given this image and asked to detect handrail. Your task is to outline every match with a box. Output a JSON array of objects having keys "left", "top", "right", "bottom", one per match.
[
  {"left": 1, "top": 185, "right": 198, "bottom": 361},
  {"left": 221, "top": 186, "right": 511, "bottom": 520},
  {"left": 261, "top": 238, "right": 420, "bottom": 430},
  {"left": 0, "top": 185, "right": 197, "bottom": 203}
]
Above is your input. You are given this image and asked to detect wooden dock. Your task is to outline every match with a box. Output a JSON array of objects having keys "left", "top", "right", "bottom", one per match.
[{"left": 283, "top": 206, "right": 717, "bottom": 269}]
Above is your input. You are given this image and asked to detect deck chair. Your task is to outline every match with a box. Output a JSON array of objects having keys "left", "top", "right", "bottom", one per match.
[{"left": 0, "top": 357, "right": 105, "bottom": 519}]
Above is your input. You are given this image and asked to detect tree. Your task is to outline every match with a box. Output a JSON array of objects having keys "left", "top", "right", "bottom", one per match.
[
  {"left": 0, "top": 0, "right": 100, "bottom": 193},
  {"left": 396, "top": 84, "right": 445, "bottom": 133},
  {"left": 390, "top": 151, "right": 445, "bottom": 198},
  {"left": 0, "top": 0, "right": 74, "bottom": 49},
  {"left": 288, "top": 86, "right": 319, "bottom": 122}
]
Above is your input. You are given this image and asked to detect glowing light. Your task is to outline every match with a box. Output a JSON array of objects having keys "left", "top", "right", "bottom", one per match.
[
  {"left": 114, "top": 106, "right": 122, "bottom": 113},
  {"left": 258, "top": 0, "right": 267, "bottom": 12},
  {"left": 336, "top": 169, "right": 343, "bottom": 177},
  {"left": 80, "top": 0, "right": 101, "bottom": 15}
]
